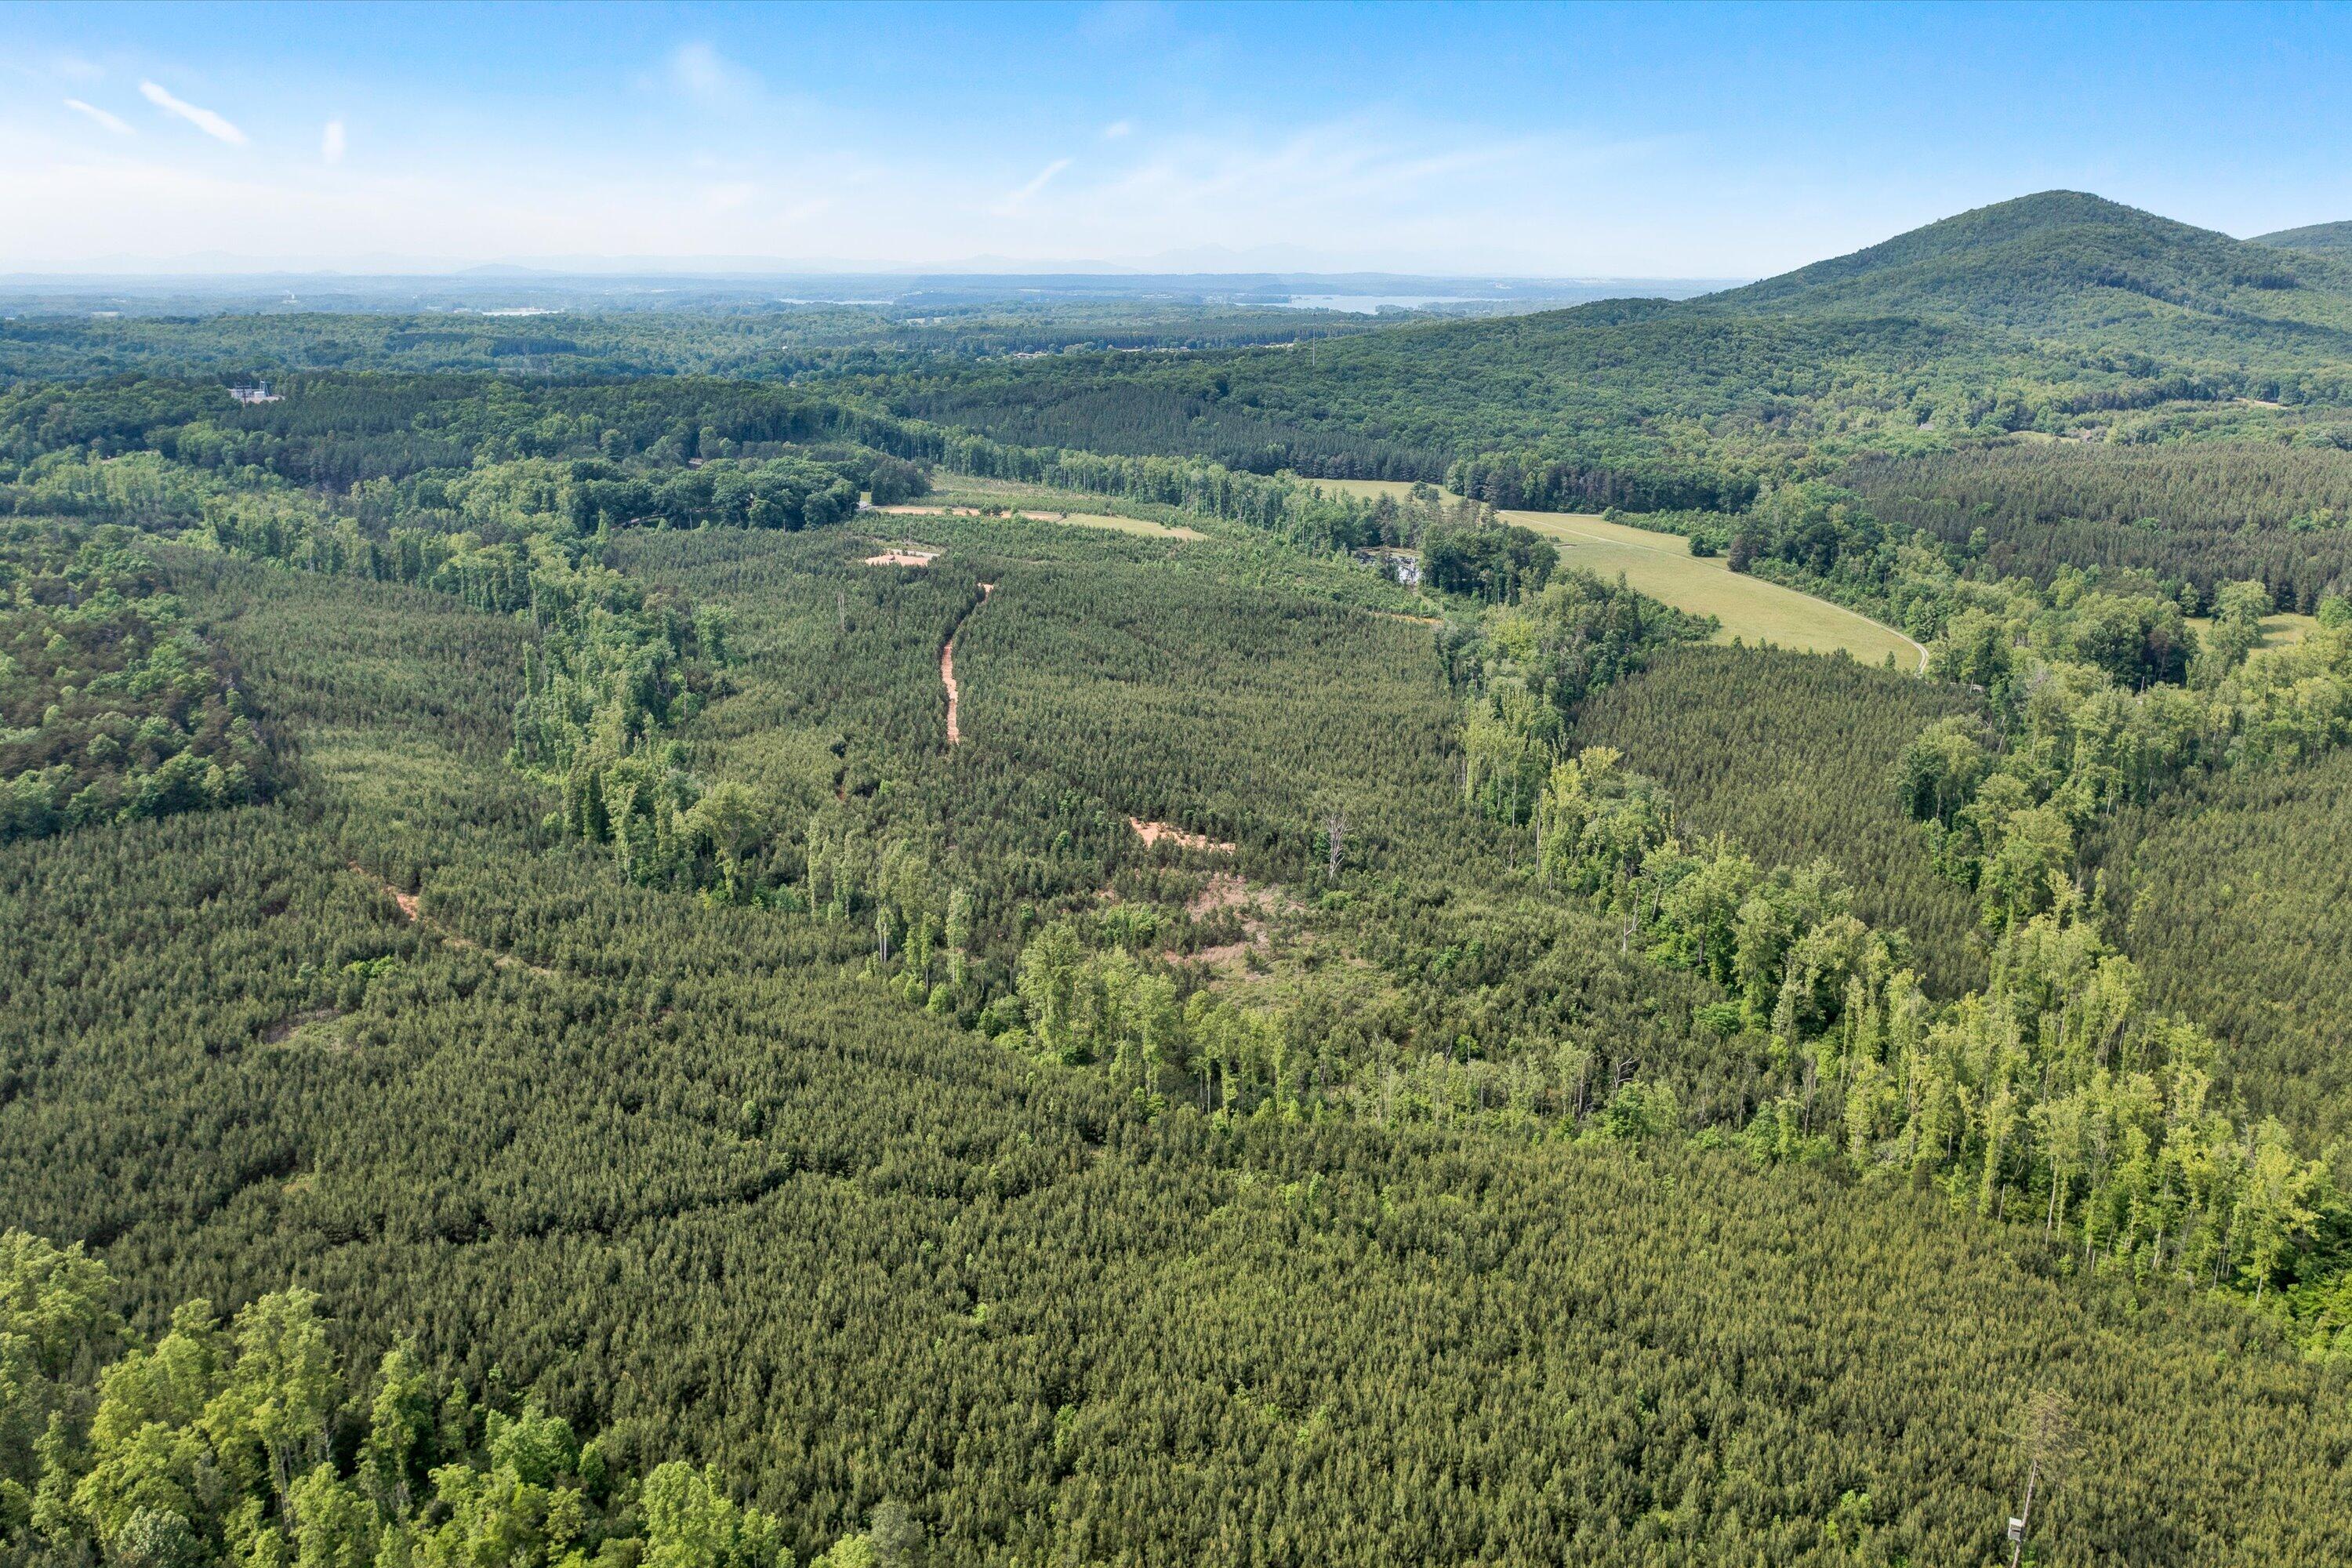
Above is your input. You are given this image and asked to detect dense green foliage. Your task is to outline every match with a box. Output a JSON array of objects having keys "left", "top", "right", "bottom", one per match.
[
  {"left": 0, "top": 299, "right": 1388, "bottom": 384},
  {"left": 5, "top": 485, "right": 2352, "bottom": 1560},
  {"left": 2249, "top": 220, "right": 2352, "bottom": 256},
  {"left": 0, "top": 1230, "right": 916, "bottom": 1568},
  {"left": 862, "top": 197, "right": 2352, "bottom": 530},
  {"left": 1456, "top": 570, "right": 1715, "bottom": 826},
  {"left": 1896, "top": 576, "right": 2352, "bottom": 933},
  {"left": 2093, "top": 747, "right": 2352, "bottom": 1148},
  {"left": 1, "top": 524, "right": 277, "bottom": 840},
  {"left": 1570, "top": 646, "right": 1987, "bottom": 996},
  {"left": 1707, "top": 191, "right": 2352, "bottom": 370},
  {"left": 1468, "top": 728, "right": 2352, "bottom": 1345},
  {"left": 1846, "top": 438, "right": 2352, "bottom": 607}
]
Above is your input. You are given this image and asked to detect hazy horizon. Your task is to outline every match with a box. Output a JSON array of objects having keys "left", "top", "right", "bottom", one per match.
[{"left": 6, "top": 0, "right": 2352, "bottom": 278}]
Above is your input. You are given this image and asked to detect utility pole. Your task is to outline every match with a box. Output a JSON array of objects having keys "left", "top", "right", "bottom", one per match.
[
  {"left": 2008, "top": 1389, "right": 2074, "bottom": 1568},
  {"left": 2006, "top": 1470, "right": 2036, "bottom": 1568}
]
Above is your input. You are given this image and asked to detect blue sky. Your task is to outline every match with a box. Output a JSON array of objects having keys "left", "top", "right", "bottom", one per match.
[{"left": 5, "top": 0, "right": 2351, "bottom": 275}]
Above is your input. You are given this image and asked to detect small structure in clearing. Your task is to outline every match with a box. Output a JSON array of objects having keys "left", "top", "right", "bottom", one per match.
[{"left": 1351, "top": 546, "right": 1422, "bottom": 586}]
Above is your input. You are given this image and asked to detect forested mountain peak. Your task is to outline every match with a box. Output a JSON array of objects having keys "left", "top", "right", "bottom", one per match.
[
  {"left": 1694, "top": 189, "right": 2352, "bottom": 353},
  {"left": 1725, "top": 190, "right": 2190, "bottom": 289},
  {"left": 2252, "top": 219, "right": 2352, "bottom": 255}
]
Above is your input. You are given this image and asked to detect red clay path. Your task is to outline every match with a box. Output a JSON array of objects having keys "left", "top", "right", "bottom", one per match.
[{"left": 944, "top": 583, "right": 995, "bottom": 746}]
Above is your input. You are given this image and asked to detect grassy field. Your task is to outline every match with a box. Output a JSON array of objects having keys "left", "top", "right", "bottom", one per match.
[
  {"left": 1313, "top": 480, "right": 1926, "bottom": 667},
  {"left": 1507, "top": 510, "right": 1926, "bottom": 668},
  {"left": 1313, "top": 477, "right": 1451, "bottom": 504},
  {"left": 2187, "top": 610, "right": 2321, "bottom": 649},
  {"left": 1040, "top": 510, "right": 1205, "bottom": 540},
  {"left": 876, "top": 502, "right": 1204, "bottom": 540}
]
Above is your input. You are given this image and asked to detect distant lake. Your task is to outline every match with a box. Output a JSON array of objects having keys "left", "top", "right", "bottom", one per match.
[{"left": 1270, "top": 294, "right": 1486, "bottom": 313}]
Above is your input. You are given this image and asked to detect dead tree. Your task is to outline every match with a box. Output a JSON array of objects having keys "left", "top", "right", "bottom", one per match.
[{"left": 2007, "top": 1388, "right": 2077, "bottom": 1568}]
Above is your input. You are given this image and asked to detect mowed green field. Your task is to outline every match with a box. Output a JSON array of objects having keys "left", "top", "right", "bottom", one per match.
[
  {"left": 1504, "top": 511, "right": 1927, "bottom": 668},
  {"left": 875, "top": 503, "right": 1205, "bottom": 540},
  {"left": 1314, "top": 479, "right": 1926, "bottom": 667},
  {"left": 2187, "top": 610, "right": 2321, "bottom": 650}
]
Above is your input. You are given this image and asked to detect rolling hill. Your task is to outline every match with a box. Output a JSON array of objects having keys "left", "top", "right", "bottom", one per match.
[
  {"left": 874, "top": 191, "right": 2352, "bottom": 517},
  {"left": 1704, "top": 191, "right": 2352, "bottom": 358},
  {"left": 2252, "top": 219, "right": 2352, "bottom": 255}
]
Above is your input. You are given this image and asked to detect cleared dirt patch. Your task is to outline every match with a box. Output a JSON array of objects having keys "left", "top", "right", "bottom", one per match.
[
  {"left": 354, "top": 863, "right": 424, "bottom": 922},
  {"left": 1187, "top": 871, "right": 1254, "bottom": 915},
  {"left": 943, "top": 583, "right": 996, "bottom": 746},
  {"left": 1180, "top": 877, "right": 1305, "bottom": 976},
  {"left": 863, "top": 547, "right": 939, "bottom": 567},
  {"left": 261, "top": 1007, "right": 344, "bottom": 1046},
  {"left": 1130, "top": 816, "right": 1237, "bottom": 853},
  {"left": 348, "top": 862, "right": 554, "bottom": 978}
]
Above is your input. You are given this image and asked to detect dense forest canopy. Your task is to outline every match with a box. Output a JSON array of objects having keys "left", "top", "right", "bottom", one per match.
[
  {"left": 2251, "top": 219, "right": 2352, "bottom": 256},
  {"left": 1, "top": 522, "right": 279, "bottom": 840},
  {"left": 1841, "top": 438, "right": 2352, "bottom": 605},
  {"left": 0, "top": 298, "right": 1408, "bottom": 384},
  {"left": 14, "top": 187, "right": 2352, "bottom": 1563}
]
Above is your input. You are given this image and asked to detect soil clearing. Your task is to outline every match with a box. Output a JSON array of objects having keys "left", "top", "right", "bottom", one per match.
[
  {"left": 1180, "top": 874, "right": 1308, "bottom": 976},
  {"left": 862, "top": 546, "right": 939, "bottom": 567},
  {"left": 1129, "top": 816, "right": 1237, "bottom": 853},
  {"left": 943, "top": 583, "right": 995, "bottom": 746},
  {"left": 349, "top": 862, "right": 554, "bottom": 978}
]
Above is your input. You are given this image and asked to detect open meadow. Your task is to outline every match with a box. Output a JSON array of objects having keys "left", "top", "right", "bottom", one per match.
[
  {"left": 1502, "top": 510, "right": 1928, "bottom": 667},
  {"left": 1314, "top": 478, "right": 1927, "bottom": 666}
]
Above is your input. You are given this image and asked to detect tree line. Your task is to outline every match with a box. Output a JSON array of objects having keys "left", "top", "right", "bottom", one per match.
[
  {"left": 1, "top": 523, "right": 278, "bottom": 842},
  {"left": 0, "top": 1229, "right": 918, "bottom": 1568},
  {"left": 1899, "top": 568, "right": 2352, "bottom": 928},
  {"left": 1468, "top": 727, "right": 2352, "bottom": 1349}
]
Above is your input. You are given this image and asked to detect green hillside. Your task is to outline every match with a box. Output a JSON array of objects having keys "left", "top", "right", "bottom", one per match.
[
  {"left": 2252, "top": 220, "right": 2352, "bottom": 255},
  {"left": 1708, "top": 191, "right": 2352, "bottom": 361},
  {"left": 866, "top": 193, "right": 2352, "bottom": 525}
]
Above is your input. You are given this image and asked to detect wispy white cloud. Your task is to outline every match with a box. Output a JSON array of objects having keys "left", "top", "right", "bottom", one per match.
[
  {"left": 1102, "top": 119, "right": 1133, "bottom": 140},
  {"left": 994, "top": 157, "right": 1073, "bottom": 214},
  {"left": 322, "top": 118, "right": 346, "bottom": 163},
  {"left": 140, "top": 80, "right": 247, "bottom": 145},
  {"left": 1, "top": 86, "right": 1672, "bottom": 274},
  {"left": 1078, "top": 2, "right": 1166, "bottom": 44},
  {"left": 64, "top": 99, "right": 135, "bottom": 136},
  {"left": 665, "top": 42, "right": 757, "bottom": 106}
]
